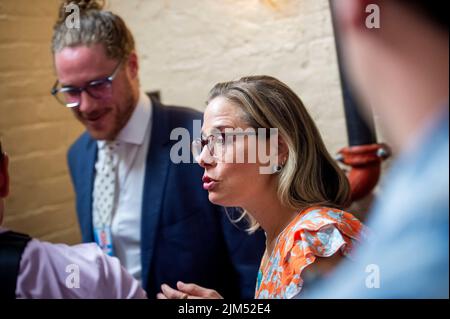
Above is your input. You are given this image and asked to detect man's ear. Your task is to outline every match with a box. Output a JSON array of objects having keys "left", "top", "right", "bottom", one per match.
[
  {"left": 333, "top": 0, "right": 379, "bottom": 31},
  {"left": 0, "top": 154, "right": 10, "bottom": 198},
  {"left": 126, "top": 51, "right": 139, "bottom": 80}
]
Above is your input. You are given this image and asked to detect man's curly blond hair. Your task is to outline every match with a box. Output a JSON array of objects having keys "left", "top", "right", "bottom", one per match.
[{"left": 52, "top": 0, "right": 135, "bottom": 60}]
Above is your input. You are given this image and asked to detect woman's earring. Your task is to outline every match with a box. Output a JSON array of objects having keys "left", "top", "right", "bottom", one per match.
[
  {"left": 273, "top": 164, "right": 283, "bottom": 174},
  {"left": 273, "top": 157, "right": 287, "bottom": 174}
]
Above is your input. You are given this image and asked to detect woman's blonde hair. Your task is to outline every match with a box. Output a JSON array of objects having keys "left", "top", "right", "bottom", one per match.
[{"left": 207, "top": 76, "right": 351, "bottom": 232}]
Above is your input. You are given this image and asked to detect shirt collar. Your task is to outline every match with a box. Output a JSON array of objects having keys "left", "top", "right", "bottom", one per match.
[{"left": 98, "top": 92, "right": 152, "bottom": 148}]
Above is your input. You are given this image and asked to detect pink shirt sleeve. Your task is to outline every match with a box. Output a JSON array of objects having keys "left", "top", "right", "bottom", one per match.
[{"left": 15, "top": 239, "right": 147, "bottom": 299}]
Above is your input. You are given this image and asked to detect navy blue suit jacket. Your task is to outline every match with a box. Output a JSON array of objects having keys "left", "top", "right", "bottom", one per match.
[{"left": 67, "top": 97, "right": 265, "bottom": 299}]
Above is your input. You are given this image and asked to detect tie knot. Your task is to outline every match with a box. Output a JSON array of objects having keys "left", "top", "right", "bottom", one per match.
[
  {"left": 106, "top": 140, "right": 119, "bottom": 147},
  {"left": 102, "top": 141, "right": 119, "bottom": 153}
]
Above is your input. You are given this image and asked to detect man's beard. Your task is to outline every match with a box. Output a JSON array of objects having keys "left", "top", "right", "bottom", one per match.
[
  {"left": 74, "top": 80, "right": 138, "bottom": 141},
  {"left": 112, "top": 90, "right": 137, "bottom": 139}
]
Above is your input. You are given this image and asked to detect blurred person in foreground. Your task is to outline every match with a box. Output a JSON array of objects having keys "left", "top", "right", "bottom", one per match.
[{"left": 301, "top": 0, "right": 448, "bottom": 298}]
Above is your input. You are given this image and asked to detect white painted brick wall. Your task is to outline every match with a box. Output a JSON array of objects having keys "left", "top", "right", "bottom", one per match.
[{"left": 0, "top": 0, "right": 83, "bottom": 244}]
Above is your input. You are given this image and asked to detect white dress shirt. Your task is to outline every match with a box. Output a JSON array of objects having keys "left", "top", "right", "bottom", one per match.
[{"left": 95, "top": 92, "right": 152, "bottom": 283}]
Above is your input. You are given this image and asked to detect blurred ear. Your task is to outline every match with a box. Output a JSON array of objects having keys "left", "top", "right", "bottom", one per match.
[
  {"left": 126, "top": 51, "right": 139, "bottom": 80},
  {"left": 333, "top": 0, "right": 379, "bottom": 31},
  {"left": 0, "top": 154, "right": 10, "bottom": 198}
]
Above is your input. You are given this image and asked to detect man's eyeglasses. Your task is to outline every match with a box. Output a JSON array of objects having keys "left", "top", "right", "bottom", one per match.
[{"left": 51, "top": 60, "right": 123, "bottom": 108}]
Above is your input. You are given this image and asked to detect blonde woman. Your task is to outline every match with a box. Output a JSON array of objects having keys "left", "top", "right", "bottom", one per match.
[{"left": 158, "top": 76, "right": 367, "bottom": 299}]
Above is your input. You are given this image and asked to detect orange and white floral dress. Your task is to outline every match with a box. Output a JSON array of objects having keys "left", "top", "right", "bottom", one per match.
[{"left": 255, "top": 206, "right": 367, "bottom": 299}]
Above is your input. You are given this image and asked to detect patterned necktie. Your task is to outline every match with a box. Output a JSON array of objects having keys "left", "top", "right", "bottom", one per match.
[{"left": 93, "top": 141, "right": 119, "bottom": 229}]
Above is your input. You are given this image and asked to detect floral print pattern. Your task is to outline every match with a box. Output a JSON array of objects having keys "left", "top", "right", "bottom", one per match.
[{"left": 255, "top": 206, "right": 367, "bottom": 299}]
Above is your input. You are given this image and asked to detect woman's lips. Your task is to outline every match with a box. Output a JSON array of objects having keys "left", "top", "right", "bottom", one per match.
[{"left": 202, "top": 175, "right": 218, "bottom": 191}]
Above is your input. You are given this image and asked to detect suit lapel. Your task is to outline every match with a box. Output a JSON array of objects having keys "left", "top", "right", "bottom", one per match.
[
  {"left": 79, "top": 136, "right": 97, "bottom": 242},
  {"left": 141, "top": 98, "right": 172, "bottom": 289}
]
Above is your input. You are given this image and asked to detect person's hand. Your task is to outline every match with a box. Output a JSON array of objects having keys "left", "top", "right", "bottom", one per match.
[{"left": 157, "top": 281, "right": 223, "bottom": 299}]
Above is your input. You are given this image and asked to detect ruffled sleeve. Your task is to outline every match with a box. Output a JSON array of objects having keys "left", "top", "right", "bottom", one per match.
[
  {"left": 288, "top": 208, "right": 366, "bottom": 259},
  {"left": 256, "top": 207, "right": 367, "bottom": 299}
]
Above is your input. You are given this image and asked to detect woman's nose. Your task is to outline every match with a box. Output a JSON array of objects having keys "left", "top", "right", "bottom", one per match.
[{"left": 197, "top": 145, "right": 216, "bottom": 168}]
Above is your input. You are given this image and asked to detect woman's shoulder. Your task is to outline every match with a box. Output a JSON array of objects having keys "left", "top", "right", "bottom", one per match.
[
  {"left": 259, "top": 206, "right": 367, "bottom": 299},
  {"left": 287, "top": 206, "right": 366, "bottom": 240},
  {"left": 278, "top": 206, "right": 368, "bottom": 261}
]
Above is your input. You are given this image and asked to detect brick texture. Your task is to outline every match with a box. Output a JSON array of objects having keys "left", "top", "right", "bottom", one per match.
[{"left": 0, "top": 0, "right": 83, "bottom": 244}]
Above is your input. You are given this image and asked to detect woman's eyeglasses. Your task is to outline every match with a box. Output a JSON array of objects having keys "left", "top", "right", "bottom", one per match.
[{"left": 191, "top": 129, "right": 264, "bottom": 162}]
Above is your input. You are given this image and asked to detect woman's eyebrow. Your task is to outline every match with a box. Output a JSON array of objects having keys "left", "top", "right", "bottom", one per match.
[
  {"left": 212, "top": 125, "right": 236, "bottom": 132},
  {"left": 201, "top": 125, "right": 240, "bottom": 137}
]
